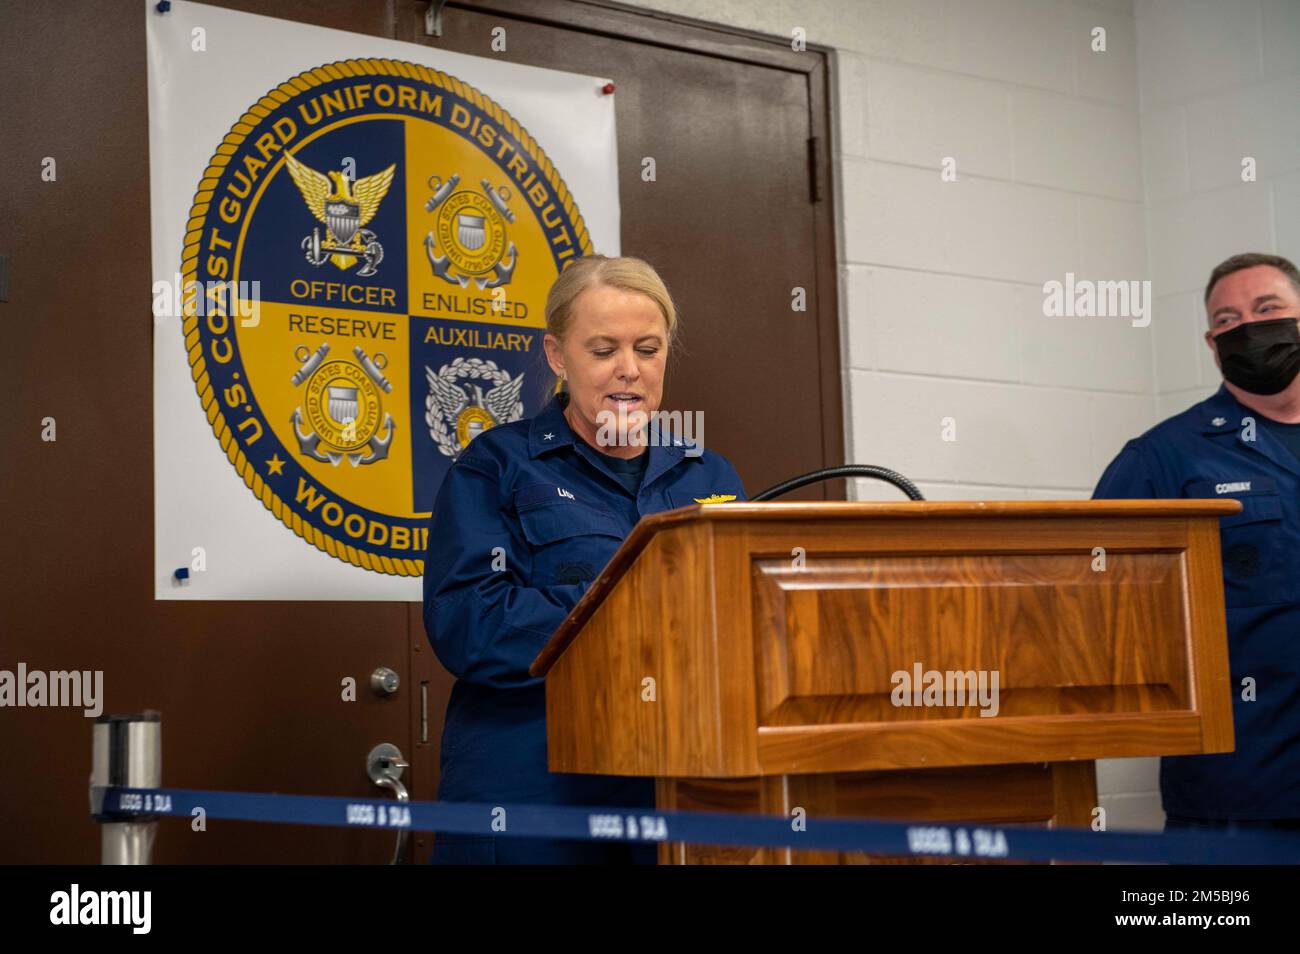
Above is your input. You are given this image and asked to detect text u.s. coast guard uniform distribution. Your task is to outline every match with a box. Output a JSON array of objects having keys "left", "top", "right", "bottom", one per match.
[
  {"left": 422, "top": 393, "right": 746, "bottom": 862},
  {"left": 1093, "top": 385, "right": 1300, "bottom": 820}
]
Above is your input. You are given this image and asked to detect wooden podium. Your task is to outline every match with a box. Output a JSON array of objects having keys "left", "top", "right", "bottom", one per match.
[{"left": 530, "top": 501, "right": 1239, "bottom": 864}]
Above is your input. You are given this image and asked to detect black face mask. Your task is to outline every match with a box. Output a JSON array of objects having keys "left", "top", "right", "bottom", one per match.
[{"left": 1213, "top": 316, "right": 1300, "bottom": 395}]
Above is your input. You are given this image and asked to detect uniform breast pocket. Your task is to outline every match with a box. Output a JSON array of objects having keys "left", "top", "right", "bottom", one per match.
[
  {"left": 1215, "top": 492, "right": 1290, "bottom": 609},
  {"left": 516, "top": 498, "right": 626, "bottom": 586}
]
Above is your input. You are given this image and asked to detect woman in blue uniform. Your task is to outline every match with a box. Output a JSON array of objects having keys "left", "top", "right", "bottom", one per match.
[{"left": 423, "top": 255, "right": 747, "bottom": 864}]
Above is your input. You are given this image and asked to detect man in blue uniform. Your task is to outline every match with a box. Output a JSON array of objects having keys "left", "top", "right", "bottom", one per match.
[
  {"left": 422, "top": 255, "right": 748, "bottom": 863},
  {"left": 1093, "top": 252, "right": 1300, "bottom": 832}
]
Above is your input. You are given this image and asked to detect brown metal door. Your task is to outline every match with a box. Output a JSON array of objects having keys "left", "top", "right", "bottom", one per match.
[
  {"left": 411, "top": 0, "right": 845, "bottom": 496},
  {"left": 0, "top": 0, "right": 840, "bottom": 864}
]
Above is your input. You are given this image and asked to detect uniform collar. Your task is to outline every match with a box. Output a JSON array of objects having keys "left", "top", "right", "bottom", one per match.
[
  {"left": 527, "top": 392, "right": 695, "bottom": 491},
  {"left": 642, "top": 436, "right": 690, "bottom": 490},
  {"left": 1197, "top": 383, "right": 1300, "bottom": 479},
  {"left": 1195, "top": 384, "right": 1248, "bottom": 434},
  {"left": 528, "top": 392, "right": 575, "bottom": 457}
]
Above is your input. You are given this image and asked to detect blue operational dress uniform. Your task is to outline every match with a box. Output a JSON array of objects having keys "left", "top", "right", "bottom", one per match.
[
  {"left": 423, "top": 392, "right": 748, "bottom": 863},
  {"left": 1092, "top": 384, "right": 1300, "bottom": 824}
]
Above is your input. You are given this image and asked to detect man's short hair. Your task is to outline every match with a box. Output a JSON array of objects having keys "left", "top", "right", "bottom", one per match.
[{"left": 1204, "top": 252, "right": 1300, "bottom": 305}]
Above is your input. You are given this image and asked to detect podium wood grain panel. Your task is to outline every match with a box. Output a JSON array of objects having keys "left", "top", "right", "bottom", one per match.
[{"left": 655, "top": 761, "right": 1097, "bottom": 864}]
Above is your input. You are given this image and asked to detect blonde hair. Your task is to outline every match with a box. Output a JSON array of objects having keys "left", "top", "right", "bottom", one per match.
[{"left": 544, "top": 255, "right": 679, "bottom": 348}]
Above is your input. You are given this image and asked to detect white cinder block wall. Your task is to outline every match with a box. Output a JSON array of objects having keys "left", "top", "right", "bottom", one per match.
[
  {"left": 628, "top": 0, "right": 1297, "bottom": 831},
  {"left": 1137, "top": 0, "right": 1300, "bottom": 418}
]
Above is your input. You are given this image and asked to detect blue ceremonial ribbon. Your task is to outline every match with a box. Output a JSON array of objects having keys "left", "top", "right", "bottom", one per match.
[{"left": 92, "top": 786, "right": 1300, "bottom": 864}]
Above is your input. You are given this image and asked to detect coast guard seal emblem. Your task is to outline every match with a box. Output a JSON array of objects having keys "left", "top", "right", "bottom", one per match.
[{"left": 180, "top": 58, "right": 591, "bottom": 575}]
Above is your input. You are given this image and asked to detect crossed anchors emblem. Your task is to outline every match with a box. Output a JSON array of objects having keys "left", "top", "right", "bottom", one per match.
[
  {"left": 425, "top": 358, "right": 525, "bottom": 457},
  {"left": 285, "top": 153, "right": 396, "bottom": 278},
  {"left": 291, "top": 343, "right": 396, "bottom": 467},
  {"left": 423, "top": 174, "right": 518, "bottom": 289}
]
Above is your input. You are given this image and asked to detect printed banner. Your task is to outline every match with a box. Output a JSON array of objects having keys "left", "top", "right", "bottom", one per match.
[{"left": 148, "top": 1, "right": 620, "bottom": 599}]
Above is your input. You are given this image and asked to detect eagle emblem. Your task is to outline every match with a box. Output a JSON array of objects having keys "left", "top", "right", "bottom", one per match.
[
  {"left": 284, "top": 153, "right": 396, "bottom": 277},
  {"left": 425, "top": 357, "right": 526, "bottom": 457}
]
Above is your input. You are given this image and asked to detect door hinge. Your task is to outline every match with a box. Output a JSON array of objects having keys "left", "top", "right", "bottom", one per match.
[
  {"left": 425, "top": 0, "right": 449, "bottom": 37},
  {"left": 806, "top": 136, "right": 825, "bottom": 204}
]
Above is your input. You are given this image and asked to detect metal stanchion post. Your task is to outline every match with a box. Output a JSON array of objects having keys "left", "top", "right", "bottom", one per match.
[{"left": 90, "top": 712, "right": 161, "bottom": 864}]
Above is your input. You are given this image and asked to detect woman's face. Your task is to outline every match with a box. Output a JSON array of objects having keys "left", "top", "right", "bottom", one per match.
[{"left": 543, "top": 283, "right": 668, "bottom": 457}]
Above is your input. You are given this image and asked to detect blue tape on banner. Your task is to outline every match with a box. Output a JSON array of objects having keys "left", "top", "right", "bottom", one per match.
[{"left": 93, "top": 786, "right": 1300, "bottom": 864}]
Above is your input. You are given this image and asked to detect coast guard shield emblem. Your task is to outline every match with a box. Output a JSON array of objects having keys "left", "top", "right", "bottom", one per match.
[{"left": 181, "top": 58, "right": 591, "bottom": 575}]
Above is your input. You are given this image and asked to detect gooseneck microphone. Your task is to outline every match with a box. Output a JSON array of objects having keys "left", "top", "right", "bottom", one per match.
[{"left": 751, "top": 465, "right": 925, "bottom": 502}]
